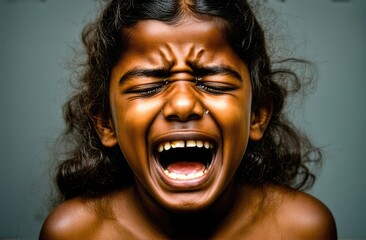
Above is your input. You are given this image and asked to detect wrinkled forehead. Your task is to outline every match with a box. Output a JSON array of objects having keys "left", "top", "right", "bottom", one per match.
[
  {"left": 111, "top": 17, "right": 249, "bottom": 82},
  {"left": 133, "top": 18, "right": 225, "bottom": 41},
  {"left": 120, "top": 17, "right": 234, "bottom": 61}
]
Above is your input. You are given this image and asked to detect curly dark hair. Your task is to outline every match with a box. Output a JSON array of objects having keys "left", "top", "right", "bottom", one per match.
[{"left": 55, "top": 0, "right": 321, "bottom": 200}]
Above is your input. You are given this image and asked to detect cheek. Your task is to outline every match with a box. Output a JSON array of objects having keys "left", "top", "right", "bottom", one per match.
[
  {"left": 207, "top": 94, "right": 252, "bottom": 134},
  {"left": 110, "top": 98, "right": 162, "bottom": 168},
  {"left": 112, "top": 98, "right": 161, "bottom": 135},
  {"left": 221, "top": 103, "right": 251, "bottom": 146},
  {"left": 207, "top": 94, "right": 252, "bottom": 164}
]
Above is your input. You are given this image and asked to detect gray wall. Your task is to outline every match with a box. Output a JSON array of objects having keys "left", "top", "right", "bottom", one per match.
[{"left": 0, "top": 0, "right": 365, "bottom": 239}]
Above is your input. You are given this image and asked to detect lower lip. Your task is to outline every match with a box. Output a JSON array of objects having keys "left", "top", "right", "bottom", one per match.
[{"left": 156, "top": 162, "right": 214, "bottom": 190}]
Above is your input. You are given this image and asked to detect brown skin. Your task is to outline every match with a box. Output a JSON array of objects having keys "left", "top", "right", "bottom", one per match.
[
  {"left": 40, "top": 185, "right": 336, "bottom": 239},
  {"left": 40, "top": 18, "right": 337, "bottom": 239}
]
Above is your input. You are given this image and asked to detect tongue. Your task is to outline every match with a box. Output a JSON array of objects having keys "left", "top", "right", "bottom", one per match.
[{"left": 166, "top": 161, "right": 206, "bottom": 175}]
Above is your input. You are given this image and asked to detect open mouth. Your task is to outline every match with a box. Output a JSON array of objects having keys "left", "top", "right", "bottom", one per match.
[{"left": 155, "top": 140, "right": 216, "bottom": 181}]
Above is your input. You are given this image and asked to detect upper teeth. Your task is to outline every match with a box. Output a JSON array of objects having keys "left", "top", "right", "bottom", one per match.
[{"left": 158, "top": 140, "right": 214, "bottom": 152}]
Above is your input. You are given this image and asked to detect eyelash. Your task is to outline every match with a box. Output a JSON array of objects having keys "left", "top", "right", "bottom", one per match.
[
  {"left": 127, "top": 79, "right": 236, "bottom": 96},
  {"left": 195, "top": 81, "right": 236, "bottom": 94},
  {"left": 127, "top": 80, "right": 168, "bottom": 96}
]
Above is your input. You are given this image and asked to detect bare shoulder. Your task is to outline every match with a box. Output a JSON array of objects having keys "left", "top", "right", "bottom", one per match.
[
  {"left": 269, "top": 185, "right": 337, "bottom": 239},
  {"left": 39, "top": 197, "right": 99, "bottom": 240}
]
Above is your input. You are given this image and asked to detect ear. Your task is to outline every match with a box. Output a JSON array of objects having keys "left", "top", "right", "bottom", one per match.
[
  {"left": 93, "top": 115, "right": 118, "bottom": 148},
  {"left": 249, "top": 106, "right": 272, "bottom": 141}
]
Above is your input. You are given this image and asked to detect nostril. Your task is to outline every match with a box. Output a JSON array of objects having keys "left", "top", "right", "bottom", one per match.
[
  {"left": 162, "top": 97, "right": 205, "bottom": 121},
  {"left": 166, "top": 112, "right": 202, "bottom": 122}
]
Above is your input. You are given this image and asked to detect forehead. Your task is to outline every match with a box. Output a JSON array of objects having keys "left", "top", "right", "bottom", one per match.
[
  {"left": 126, "top": 17, "right": 227, "bottom": 41},
  {"left": 116, "top": 18, "right": 246, "bottom": 70}
]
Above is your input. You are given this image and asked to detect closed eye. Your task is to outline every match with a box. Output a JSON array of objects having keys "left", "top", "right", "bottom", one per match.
[
  {"left": 196, "top": 81, "right": 237, "bottom": 94},
  {"left": 125, "top": 80, "right": 168, "bottom": 96}
]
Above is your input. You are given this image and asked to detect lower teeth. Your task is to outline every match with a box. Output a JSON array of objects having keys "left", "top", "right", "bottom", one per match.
[{"left": 164, "top": 169, "right": 207, "bottom": 180}]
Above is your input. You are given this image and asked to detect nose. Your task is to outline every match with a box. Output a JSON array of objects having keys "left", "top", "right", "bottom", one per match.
[{"left": 162, "top": 81, "right": 205, "bottom": 121}]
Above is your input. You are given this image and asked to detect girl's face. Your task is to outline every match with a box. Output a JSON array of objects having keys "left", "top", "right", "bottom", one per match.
[{"left": 104, "top": 18, "right": 266, "bottom": 212}]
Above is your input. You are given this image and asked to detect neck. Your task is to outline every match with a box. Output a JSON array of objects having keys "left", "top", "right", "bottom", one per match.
[{"left": 133, "top": 182, "right": 243, "bottom": 238}]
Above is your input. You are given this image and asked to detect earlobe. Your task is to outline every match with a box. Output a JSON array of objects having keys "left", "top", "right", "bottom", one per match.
[
  {"left": 93, "top": 116, "right": 118, "bottom": 147},
  {"left": 249, "top": 107, "right": 272, "bottom": 141}
]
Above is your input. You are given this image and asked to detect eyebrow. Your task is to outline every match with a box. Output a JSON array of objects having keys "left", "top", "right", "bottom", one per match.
[
  {"left": 119, "top": 64, "right": 242, "bottom": 84},
  {"left": 119, "top": 67, "right": 170, "bottom": 84},
  {"left": 193, "top": 65, "right": 242, "bottom": 82}
]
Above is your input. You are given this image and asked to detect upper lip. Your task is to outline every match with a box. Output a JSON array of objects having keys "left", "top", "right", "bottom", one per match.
[{"left": 150, "top": 131, "right": 219, "bottom": 152}]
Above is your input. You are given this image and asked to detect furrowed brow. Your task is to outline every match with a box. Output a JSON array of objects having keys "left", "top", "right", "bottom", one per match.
[
  {"left": 119, "top": 67, "right": 170, "bottom": 84},
  {"left": 194, "top": 65, "right": 242, "bottom": 82}
]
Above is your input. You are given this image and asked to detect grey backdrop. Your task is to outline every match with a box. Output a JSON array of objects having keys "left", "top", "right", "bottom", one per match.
[{"left": 0, "top": 0, "right": 365, "bottom": 239}]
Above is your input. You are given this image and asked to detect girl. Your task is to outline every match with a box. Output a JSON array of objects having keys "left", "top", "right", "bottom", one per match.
[{"left": 40, "top": 0, "right": 337, "bottom": 239}]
